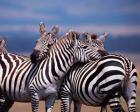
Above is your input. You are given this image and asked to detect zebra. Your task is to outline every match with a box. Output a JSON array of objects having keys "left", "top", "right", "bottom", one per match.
[
  {"left": 60, "top": 33, "right": 138, "bottom": 112},
  {"left": 0, "top": 22, "right": 59, "bottom": 111},
  {"left": 87, "top": 32, "right": 137, "bottom": 112},
  {"left": 0, "top": 23, "right": 59, "bottom": 112},
  {"left": 32, "top": 22, "right": 59, "bottom": 63},
  {"left": 0, "top": 30, "right": 105, "bottom": 112},
  {"left": 0, "top": 22, "right": 59, "bottom": 112}
]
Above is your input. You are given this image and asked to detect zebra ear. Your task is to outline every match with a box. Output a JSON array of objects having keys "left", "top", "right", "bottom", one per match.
[
  {"left": 39, "top": 22, "right": 46, "bottom": 35},
  {"left": 97, "top": 32, "right": 109, "bottom": 43},
  {"left": 67, "top": 31, "right": 80, "bottom": 48},
  {"left": 72, "top": 31, "right": 80, "bottom": 47},
  {"left": 51, "top": 25, "right": 59, "bottom": 35},
  {"left": 82, "top": 32, "right": 93, "bottom": 43},
  {"left": 67, "top": 31, "right": 80, "bottom": 40},
  {"left": 0, "top": 38, "right": 6, "bottom": 49},
  {"left": 73, "top": 31, "right": 80, "bottom": 40}
]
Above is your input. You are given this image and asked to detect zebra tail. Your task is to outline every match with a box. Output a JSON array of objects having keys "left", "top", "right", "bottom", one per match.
[{"left": 122, "top": 62, "right": 138, "bottom": 112}]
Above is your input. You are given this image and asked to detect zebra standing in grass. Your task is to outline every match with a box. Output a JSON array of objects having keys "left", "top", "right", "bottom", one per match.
[
  {"left": 0, "top": 23, "right": 60, "bottom": 112},
  {"left": 0, "top": 29, "right": 105, "bottom": 112},
  {"left": 60, "top": 33, "right": 138, "bottom": 112},
  {"left": 30, "top": 31, "right": 106, "bottom": 112}
]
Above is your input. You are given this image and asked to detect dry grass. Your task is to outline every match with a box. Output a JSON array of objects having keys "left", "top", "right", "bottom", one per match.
[
  {"left": 9, "top": 97, "right": 140, "bottom": 112},
  {"left": 10, "top": 100, "right": 101, "bottom": 112}
]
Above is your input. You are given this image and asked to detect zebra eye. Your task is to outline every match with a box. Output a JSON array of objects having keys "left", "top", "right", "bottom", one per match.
[
  {"left": 43, "top": 40, "right": 46, "bottom": 44},
  {"left": 47, "top": 44, "right": 51, "bottom": 48}
]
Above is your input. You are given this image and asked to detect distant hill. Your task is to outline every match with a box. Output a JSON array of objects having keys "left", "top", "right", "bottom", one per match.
[
  {"left": 105, "top": 35, "right": 140, "bottom": 53},
  {"left": 0, "top": 31, "right": 38, "bottom": 53},
  {"left": 0, "top": 31, "right": 140, "bottom": 53}
]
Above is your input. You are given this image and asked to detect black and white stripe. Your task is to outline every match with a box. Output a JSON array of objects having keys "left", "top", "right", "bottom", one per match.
[
  {"left": 60, "top": 54, "right": 137, "bottom": 112},
  {"left": 0, "top": 52, "right": 32, "bottom": 112},
  {"left": 0, "top": 31, "right": 104, "bottom": 112}
]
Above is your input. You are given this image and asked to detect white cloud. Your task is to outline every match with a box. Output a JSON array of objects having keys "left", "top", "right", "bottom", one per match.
[
  {"left": 0, "top": 0, "right": 140, "bottom": 22},
  {"left": 0, "top": 7, "right": 57, "bottom": 21},
  {"left": 63, "top": 0, "right": 140, "bottom": 17},
  {"left": 0, "top": 24, "right": 140, "bottom": 36},
  {"left": 0, "top": 0, "right": 140, "bottom": 36},
  {"left": 60, "top": 24, "right": 140, "bottom": 36},
  {"left": 0, "top": 25, "right": 38, "bottom": 33}
]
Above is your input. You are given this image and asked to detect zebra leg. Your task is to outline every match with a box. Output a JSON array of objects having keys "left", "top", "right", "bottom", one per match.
[
  {"left": 30, "top": 92, "right": 39, "bottom": 112},
  {"left": 0, "top": 98, "right": 14, "bottom": 112},
  {"left": 30, "top": 86, "right": 40, "bottom": 112},
  {"left": 108, "top": 93, "right": 125, "bottom": 112},
  {"left": 122, "top": 66, "right": 137, "bottom": 112},
  {"left": 61, "top": 94, "right": 72, "bottom": 112},
  {"left": 73, "top": 101, "right": 82, "bottom": 112},
  {"left": 0, "top": 94, "right": 5, "bottom": 111},
  {"left": 45, "top": 93, "right": 57, "bottom": 112},
  {"left": 100, "top": 106, "right": 107, "bottom": 112}
]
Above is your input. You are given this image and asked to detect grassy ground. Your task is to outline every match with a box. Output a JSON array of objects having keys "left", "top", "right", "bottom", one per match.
[{"left": 9, "top": 68, "right": 140, "bottom": 112}]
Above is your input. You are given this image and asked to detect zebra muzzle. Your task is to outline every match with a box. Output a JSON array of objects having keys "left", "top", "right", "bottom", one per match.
[{"left": 30, "top": 50, "right": 40, "bottom": 63}]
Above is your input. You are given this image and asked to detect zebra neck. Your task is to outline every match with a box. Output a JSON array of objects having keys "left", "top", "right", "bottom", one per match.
[
  {"left": 47, "top": 48, "right": 76, "bottom": 81},
  {"left": 0, "top": 53, "right": 8, "bottom": 61},
  {"left": 0, "top": 52, "right": 30, "bottom": 62},
  {"left": 0, "top": 48, "right": 8, "bottom": 55}
]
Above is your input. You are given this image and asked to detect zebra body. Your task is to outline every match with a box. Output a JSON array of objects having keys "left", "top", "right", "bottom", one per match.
[
  {"left": 0, "top": 32, "right": 103, "bottom": 112},
  {"left": 60, "top": 54, "right": 137, "bottom": 112},
  {"left": 0, "top": 53, "right": 34, "bottom": 101}
]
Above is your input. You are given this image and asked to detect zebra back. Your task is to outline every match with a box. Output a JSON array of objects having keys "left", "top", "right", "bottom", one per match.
[{"left": 60, "top": 54, "right": 138, "bottom": 112}]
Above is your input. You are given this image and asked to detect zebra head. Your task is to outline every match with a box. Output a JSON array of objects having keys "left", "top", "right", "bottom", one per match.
[
  {"left": 0, "top": 38, "right": 7, "bottom": 54},
  {"left": 82, "top": 32, "right": 109, "bottom": 57},
  {"left": 30, "top": 22, "right": 59, "bottom": 63},
  {"left": 66, "top": 31, "right": 106, "bottom": 62}
]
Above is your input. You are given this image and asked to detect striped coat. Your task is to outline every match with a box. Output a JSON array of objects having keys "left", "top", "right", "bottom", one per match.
[
  {"left": 60, "top": 54, "right": 137, "bottom": 112},
  {"left": 0, "top": 31, "right": 104, "bottom": 112}
]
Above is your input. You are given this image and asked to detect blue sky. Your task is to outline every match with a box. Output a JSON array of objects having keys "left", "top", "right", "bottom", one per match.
[{"left": 0, "top": 0, "right": 140, "bottom": 36}]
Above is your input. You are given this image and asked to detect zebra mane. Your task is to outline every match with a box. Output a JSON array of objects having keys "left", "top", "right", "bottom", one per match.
[
  {"left": 10, "top": 52, "right": 30, "bottom": 59},
  {"left": 48, "top": 32, "right": 77, "bottom": 53}
]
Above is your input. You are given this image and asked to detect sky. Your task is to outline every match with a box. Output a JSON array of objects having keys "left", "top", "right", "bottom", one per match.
[{"left": 0, "top": 0, "right": 140, "bottom": 36}]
